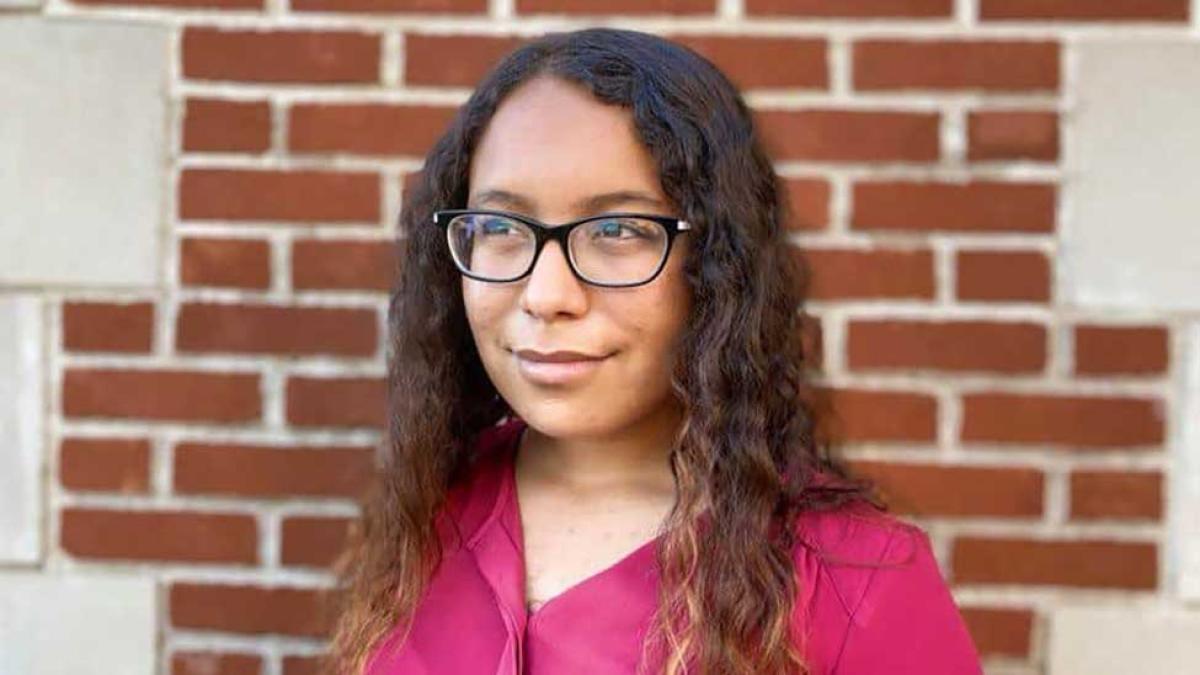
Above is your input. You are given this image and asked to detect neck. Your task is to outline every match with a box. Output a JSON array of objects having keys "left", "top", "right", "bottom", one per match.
[{"left": 515, "top": 402, "right": 683, "bottom": 499}]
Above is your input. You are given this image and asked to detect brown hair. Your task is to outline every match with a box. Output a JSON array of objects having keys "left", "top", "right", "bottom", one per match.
[{"left": 321, "top": 26, "right": 882, "bottom": 675}]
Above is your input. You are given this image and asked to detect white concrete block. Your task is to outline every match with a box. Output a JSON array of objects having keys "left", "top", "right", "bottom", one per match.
[
  {"left": 1049, "top": 606, "right": 1200, "bottom": 675},
  {"left": 0, "top": 16, "right": 167, "bottom": 288},
  {"left": 1063, "top": 41, "right": 1200, "bottom": 312},
  {"left": 0, "top": 295, "right": 43, "bottom": 564},
  {"left": 0, "top": 571, "right": 157, "bottom": 675}
]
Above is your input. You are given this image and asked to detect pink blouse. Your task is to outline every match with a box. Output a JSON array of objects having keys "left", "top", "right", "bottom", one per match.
[{"left": 365, "top": 417, "right": 983, "bottom": 674}]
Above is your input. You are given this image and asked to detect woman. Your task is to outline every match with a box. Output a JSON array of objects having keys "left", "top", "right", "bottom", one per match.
[{"left": 324, "top": 27, "right": 982, "bottom": 675}]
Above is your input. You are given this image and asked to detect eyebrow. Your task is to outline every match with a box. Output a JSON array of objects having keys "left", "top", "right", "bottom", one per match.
[{"left": 467, "top": 188, "right": 668, "bottom": 214}]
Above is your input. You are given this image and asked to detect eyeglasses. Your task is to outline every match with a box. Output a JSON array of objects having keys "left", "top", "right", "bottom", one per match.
[{"left": 431, "top": 208, "right": 692, "bottom": 288}]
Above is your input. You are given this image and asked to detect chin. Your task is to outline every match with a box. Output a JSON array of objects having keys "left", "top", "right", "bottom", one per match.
[{"left": 506, "top": 403, "right": 614, "bottom": 440}]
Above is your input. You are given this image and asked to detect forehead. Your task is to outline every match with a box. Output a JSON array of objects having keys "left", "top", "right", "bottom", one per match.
[
  {"left": 467, "top": 76, "right": 669, "bottom": 217},
  {"left": 467, "top": 188, "right": 667, "bottom": 215}
]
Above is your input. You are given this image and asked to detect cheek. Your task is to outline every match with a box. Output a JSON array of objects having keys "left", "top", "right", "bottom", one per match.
[
  {"left": 656, "top": 247, "right": 693, "bottom": 336},
  {"left": 613, "top": 269, "right": 691, "bottom": 370},
  {"left": 461, "top": 279, "right": 510, "bottom": 345}
]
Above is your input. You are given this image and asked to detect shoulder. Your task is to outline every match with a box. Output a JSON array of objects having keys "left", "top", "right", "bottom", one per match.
[
  {"left": 791, "top": 500, "right": 925, "bottom": 618},
  {"left": 790, "top": 501, "right": 982, "bottom": 673},
  {"left": 793, "top": 499, "right": 921, "bottom": 563}
]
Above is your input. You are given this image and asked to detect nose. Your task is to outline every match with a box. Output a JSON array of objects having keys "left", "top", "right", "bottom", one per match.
[{"left": 519, "top": 238, "right": 589, "bottom": 318}]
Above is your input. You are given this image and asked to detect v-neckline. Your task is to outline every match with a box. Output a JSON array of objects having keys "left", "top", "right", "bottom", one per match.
[{"left": 502, "top": 424, "right": 661, "bottom": 626}]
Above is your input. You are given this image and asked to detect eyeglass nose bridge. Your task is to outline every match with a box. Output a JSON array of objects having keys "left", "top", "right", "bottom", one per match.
[
  {"left": 433, "top": 209, "right": 693, "bottom": 288},
  {"left": 524, "top": 219, "right": 585, "bottom": 280}
]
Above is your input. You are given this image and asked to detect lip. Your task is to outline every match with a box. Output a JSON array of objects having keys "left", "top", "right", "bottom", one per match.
[
  {"left": 514, "top": 348, "right": 609, "bottom": 363},
  {"left": 510, "top": 348, "right": 613, "bottom": 385}
]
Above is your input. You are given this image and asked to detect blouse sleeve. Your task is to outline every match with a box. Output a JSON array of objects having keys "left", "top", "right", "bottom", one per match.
[{"left": 832, "top": 527, "right": 983, "bottom": 674}]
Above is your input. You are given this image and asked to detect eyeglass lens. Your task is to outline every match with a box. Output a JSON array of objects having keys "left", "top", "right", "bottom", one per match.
[{"left": 447, "top": 213, "right": 669, "bottom": 285}]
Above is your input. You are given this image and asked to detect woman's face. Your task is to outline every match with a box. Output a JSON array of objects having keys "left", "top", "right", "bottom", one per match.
[{"left": 462, "top": 75, "right": 692, "bottom": 440}]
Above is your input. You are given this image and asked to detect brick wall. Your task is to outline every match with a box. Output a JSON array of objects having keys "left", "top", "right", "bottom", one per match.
[{"left": 3, "top": 1, "right": 1199, "bottom": 674}]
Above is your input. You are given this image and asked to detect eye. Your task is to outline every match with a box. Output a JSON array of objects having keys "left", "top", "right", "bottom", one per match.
[
  {"left": 478, "top": 217, "right": 516, "bottom": 235},
  {"left": 590, "top": 219, "right": 649, "bottom": 239}
]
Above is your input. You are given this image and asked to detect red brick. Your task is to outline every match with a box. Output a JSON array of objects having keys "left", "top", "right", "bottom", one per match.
[
  {"left": 809, "top": 386, "right": 938, "bottom": 443},
  {"left": 792, "top": 247, "right": 935, "bottom": 301},
  {"left": 854, "top": 40, "right": 1059, "bottom": 91},
  {"left": 515, "top": 0, "right": 714, "bottom": 15},
  {"left": 170, "top": 582, "right": 333, "bottom": 637},
  {"left": 62, "top": 301, "right": 154, "bottom": 353},
  {"left": 282, "top": 656, "right": 323, "bottom": 675},
  {"left": 961, "top": 392, "right": 1165, "bottom": 448},
  {"left": 1074, "top": 324, "right": 1169, "bottom": 376},
  {"left": 1070, "top": 470, "right": 1162, "bottom": 520},
  {"left": 960, "top": 606, "right": 1033, "bottom": 657},
  {"left": 756, "top": 110, "right": 939, "bottom": 162},
  {"left": 291, "top": 239, "right": 396, "bottom": 291},
  {"left": 671, "top": 36, "right": 828, "bottom": 90},
  {"left": 182, "top": 28, "right": 380, "bottom": 84},
  {"left": 288, "top": 103, "right": 456, "bottom": 158},
  {"left": 183, "top": 98, "right": 271, "bottom": 153},
  {"left": 62, "top": 368, "right": 261, "bottom": 423},
  {"left": 846, "top": 319, "right": 1046, "bottom": 373},
  {"left": 781, "top": 178, "right": 830, "bottom": 231},
  {"left": 400, "top": 170, "right": 423, "bottom": 202},
  {"left": 281, "top": 516, "right": 354, "bottom": 568},
  {"left": 848, "top": 461, "right": 1043, "bottom": 517},
  {"left": 61, "top": 508, "right": 257, "bottom": 564},
  {"left": 59, "top": 437, "right": 152, "bottom": 494},
  {"left": 180, "top": 237, "right": 271, "bottom": 289},
  {"left": 286, "top": 376, "right": 386, "bottom": 428},
  {"left": 176, "top": 302, "right": 378, "bottom": 357},
  {"left": 955, "top": 250, "right": 1051, "bottom": 303},
  {"left": 746, "top": 0, "right": 952, "bottom": 17},
  {"left": 73, "top": 0, "right": 260, "bottom": 7},
  {"left": 403, "top": 34, "right": 528, "bottom": 87},
  {"left": 172, "top": 651, "right": 262, "bottom": 675},
  {"left": 294, "top": 0, "right": 486, "bottom": 12},
  {"left": 968, "top": 110, "right": 1059, "bottom": 161},
  {"left": 179, "top": 168, "right": 380, "bottom": 223},
  {"left": 952, "top": 537, "right": 1157, "bottom": 589},
  {"left": 980, "top": 0, "right": 1189, "bottom": 22},
  {"left": 406, "top": 33, "right": 829, "bottom": 90},
  {"left": 852, "top": 180, "right": 1056, "bottom": 233},
  {"left": 175, "top": 442, "right": 374, "bottom": 498}
]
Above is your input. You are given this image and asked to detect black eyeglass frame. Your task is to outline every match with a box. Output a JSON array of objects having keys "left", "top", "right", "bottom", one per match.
[{"left": 431, "top": 208, "right": 693, "bottom": 288}]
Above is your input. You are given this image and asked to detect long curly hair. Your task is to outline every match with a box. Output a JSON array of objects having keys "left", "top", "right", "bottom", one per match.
[{"left": 321, "top": 26, "right": 883, "bottom": 675}]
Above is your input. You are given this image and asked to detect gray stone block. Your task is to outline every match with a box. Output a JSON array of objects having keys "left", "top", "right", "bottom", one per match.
[
  {"left": 1049, "top": 606, "right": 1200, "bottom": 674},
  {"left": 1064, "top": 41, "right": 1200, "bottom": 311},
  {"left": 0, "top": 16, "right": 168, "bottom": 288},
  {"left": 0, "top": 295, "right": 42, "bottom": 564},
  {"left": 1181, "top": 321, "right": 1200, "bottom": 600},
  {"left": 0, "top": 571, "right": 156, "bottom": 675}
]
